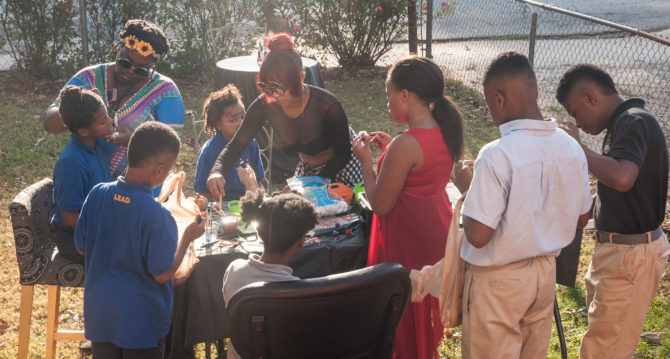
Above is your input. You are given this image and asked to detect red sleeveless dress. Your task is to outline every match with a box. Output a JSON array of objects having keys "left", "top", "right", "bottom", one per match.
[{"left": 368, "top": 127, "right": 454, "bottom": 359}]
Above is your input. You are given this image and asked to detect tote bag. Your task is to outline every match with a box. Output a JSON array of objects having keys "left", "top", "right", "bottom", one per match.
[{"left": 409, "top": 192, "right": 466, "bottom": 328}]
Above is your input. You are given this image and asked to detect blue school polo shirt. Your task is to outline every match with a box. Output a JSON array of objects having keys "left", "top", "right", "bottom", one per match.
[
  {"left": 74, "top": 178, "right": 178, "bottom": 348},
  {"left": 193, "top": 131, "right": 264, "bottom": 200},
  {"left": 52, "top": 135, "right": 112, "bottom": 231}
]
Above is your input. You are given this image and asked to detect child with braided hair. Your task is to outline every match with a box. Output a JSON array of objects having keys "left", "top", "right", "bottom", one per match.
[{"left": 51, "top": 85, "right": 114, "bottom": 263}]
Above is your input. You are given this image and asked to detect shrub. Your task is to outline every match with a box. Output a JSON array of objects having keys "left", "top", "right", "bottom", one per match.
[
  {"left": 0, "top": 0, "right": 79, "bottom": 78},
  {"left": 84, "top": 0, "right": 158, "bottom": 65},
  {"left": 276, "top": 0, "right": 409, "bottom": 69},
  {"left": 157, "top": 0, "right": 265, "bottom": 79}
]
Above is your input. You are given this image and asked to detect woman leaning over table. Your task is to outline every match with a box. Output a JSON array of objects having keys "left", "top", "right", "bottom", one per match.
[
  {"left": 353, "top": 56, "right": 464, "bottom": 359},
  {"left": 206, "top": 32, "right": 362, "bottom": 197},
  {"left": 45, "top": 19, "right": 184, "bottom": 178}
]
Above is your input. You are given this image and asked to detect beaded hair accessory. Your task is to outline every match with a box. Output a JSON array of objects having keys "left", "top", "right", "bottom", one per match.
[{"left": 123, "top": 35, "right": 158, "bottom": 57}]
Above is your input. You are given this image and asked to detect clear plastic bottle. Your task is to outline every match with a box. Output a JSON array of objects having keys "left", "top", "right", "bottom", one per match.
[{"left": 205, "top": 202, "right": 213, "bottom": 244}]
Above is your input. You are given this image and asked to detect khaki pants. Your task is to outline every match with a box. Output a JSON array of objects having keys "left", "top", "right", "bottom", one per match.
[
  {"left": 580, "top": 234, "right": 670, "bottom": 359},
  {"left": 462, "top": 255, "right": 556, "bottom": 359}
]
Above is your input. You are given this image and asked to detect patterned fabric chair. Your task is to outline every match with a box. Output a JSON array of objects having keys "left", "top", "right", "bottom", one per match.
[{"left": 10, "top": 177, "right": 85, "bottom": 359}]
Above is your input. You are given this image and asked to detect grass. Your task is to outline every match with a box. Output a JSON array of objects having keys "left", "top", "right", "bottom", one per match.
[{"left": 0, "top": 71, "right": 668, "bottom": 358}]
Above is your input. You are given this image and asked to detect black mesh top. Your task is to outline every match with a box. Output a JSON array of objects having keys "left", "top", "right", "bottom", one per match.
[{"left": 211, "top": 85, "right": 352, "bottom": 181}]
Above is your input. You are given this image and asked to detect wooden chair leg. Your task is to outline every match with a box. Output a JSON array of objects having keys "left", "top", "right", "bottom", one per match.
[
  {"left": 46, "top": 285, "right": 61, "bottom": 359},
  {"left": 18, "top": 285, "right": 34, "bottom": 359}
]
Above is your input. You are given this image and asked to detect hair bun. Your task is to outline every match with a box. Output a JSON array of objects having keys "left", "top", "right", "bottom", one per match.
[
  {"left": 240, "top": 190, "right": 266, "bottom": 223},
  {"left": 266, "top": 33, "right": 294, "bottom": 52}
]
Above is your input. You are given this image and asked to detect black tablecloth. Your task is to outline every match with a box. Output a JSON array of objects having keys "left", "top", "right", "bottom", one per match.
[{"left": 169, "top": 222, "right": 368, "bottom": 358}]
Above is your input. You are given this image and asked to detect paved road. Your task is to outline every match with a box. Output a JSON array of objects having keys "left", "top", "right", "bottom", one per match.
[
  {"left": 546, "top": 0, "right": 670, "bottom": 31},
  {"left": 431, "top": 0, "right": 670, "bottom": 40}
]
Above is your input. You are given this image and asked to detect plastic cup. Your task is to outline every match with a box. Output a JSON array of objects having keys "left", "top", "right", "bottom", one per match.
[
  {"left": 353, "top": 182, "right": 365, "bottom": 204},
  {"left": 206, "top": 221, "right": 220, "bottom": 244},
  {"left": 222, "top": 216, "right": 239, "bottom": 234},
  {"left": 228, "top": 200, "right": 241, "bottom": 215}
]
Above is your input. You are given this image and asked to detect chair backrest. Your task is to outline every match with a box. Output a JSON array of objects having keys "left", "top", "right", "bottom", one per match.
[
  {"left": 9, "top": 178, "right": 84, "bottom": 287},
  {"left": 226, "top": 262, "right": 410, "bottom": 359},
  {"left": 188, "top": 109, "right": 208, "bottom": 157}
]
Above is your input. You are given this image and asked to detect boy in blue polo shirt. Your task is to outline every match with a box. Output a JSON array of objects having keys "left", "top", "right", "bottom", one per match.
[
  {"left": 52, "top": 85, "right": 114, "bottom": 264},
  {"left": 75, "top": 121, "right": 204, "bottom": 358},
  {"left": 194, "top": 84, "right": 264, "bottom": 201}
]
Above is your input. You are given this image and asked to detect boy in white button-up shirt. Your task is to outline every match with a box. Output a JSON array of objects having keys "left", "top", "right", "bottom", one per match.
[{"left": 453, "top": 52, "right": 592, "bottom": 359}]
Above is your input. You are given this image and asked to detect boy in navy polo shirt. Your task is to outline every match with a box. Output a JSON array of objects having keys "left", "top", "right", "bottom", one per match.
[
  {"left": 194, "top": 84, "right": 264, "bottom": 201},
  {"left": 52, "top": 85, "right": 114, "bottom": 264},
  {"left": 75, "top": 121, "right": 204, "bottom": 358},
  {"left": 556, "top": 64, "right": 670, "bottom": 358}
]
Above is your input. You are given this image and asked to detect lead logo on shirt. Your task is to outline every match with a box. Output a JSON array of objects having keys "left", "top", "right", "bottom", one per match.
[{"left": 114, "top": 194, "right": 131, "bottom": 204}]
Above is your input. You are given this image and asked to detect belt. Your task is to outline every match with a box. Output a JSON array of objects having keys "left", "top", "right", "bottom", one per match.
[{"left": 596, "top": 226, "right": 663, "bottom": 245}]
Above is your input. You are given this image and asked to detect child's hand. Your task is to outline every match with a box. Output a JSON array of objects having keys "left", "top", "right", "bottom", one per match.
[
  {"left": 558, "top": 120, "right": 581, "bottom": 144},
  {"left": 183, "top": 215, "right": 205, "bottom": 243},
  {"left": 353, "top": 134, "right": 372, "bottom": 165},
  {"left": 452, "top": 160, "right": 474, "bottom": 194},
  {"left": 206, "top": 173, "right": 226, "bottom": 198},
  {"left": 236, "top": 164, "right": 259, "bottom": 192},
  {"left": 370, "top": 131, "right": 391, "bottom": 151}
]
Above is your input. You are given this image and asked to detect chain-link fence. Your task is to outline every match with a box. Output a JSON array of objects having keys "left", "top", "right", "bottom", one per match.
[{"left": 422, "top": 0, "right": 670, "bottom": 150}]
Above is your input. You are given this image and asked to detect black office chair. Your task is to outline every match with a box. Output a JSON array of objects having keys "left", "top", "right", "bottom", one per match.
[{"left": 226, "top": 262, "right": 410, "bottom": 359}]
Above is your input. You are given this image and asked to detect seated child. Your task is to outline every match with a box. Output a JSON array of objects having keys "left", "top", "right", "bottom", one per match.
[
  {"left": 194, "top": 84, "right": 264, "bottom": 201},
  {"left": 51, "top": 85, "right": 114, "bottom": 264},
  {"left": 74, "top": 121, "right": 205, "bottom": 358},
  {"left": 222, "top": 189, "right": 318, "bottom": 358}
]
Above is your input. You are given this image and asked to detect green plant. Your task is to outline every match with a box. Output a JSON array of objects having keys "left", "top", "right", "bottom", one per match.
[
  {"left": 276, "top": 0, "right": 408, "bottom": 70},
  {"left": 84, "top": 0, "right": 158, "bottom": 65},
  {"left": 0, "top": 0, "right": 79, "bottom": 78},
  {"left": 157, "top": 0, "right": 264, "bottom": 78}
]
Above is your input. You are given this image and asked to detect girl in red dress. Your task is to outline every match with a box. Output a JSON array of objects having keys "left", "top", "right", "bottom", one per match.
[{"left": 353, "top": 56, "right": 464, "bottom": 359}]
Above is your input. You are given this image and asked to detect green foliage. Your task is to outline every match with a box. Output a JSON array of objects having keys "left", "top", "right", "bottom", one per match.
[
  {"left": 0, "top": 0, "right": 266, "bottom": 81},
  {"left": 0, "top": 0, "right": 79, "bottom": 78},
  {"left": 276, "top": 0, "right": 409, "bottom": 69},
  {"left": 157, "top": 0, "right": 265, "bottom": 79},
  {"left": 84, "top": 0, "right": 158, "bottom": 65}
]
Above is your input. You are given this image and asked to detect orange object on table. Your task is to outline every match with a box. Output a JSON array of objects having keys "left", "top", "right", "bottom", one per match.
[{"left": 327, "top": 183, "right": 353, "bottom": 204}]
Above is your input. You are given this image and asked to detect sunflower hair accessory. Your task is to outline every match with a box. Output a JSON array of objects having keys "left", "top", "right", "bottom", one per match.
[{"left": 123, "top": 35, "right": 158, "bottom": 57}]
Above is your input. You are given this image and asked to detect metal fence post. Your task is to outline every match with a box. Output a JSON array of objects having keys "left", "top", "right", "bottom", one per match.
[
  {"left": 426, "top": 0, "right": 433, "bottom": 58},
  {"left": 408, "top": 1, "right": 418, "bottom": 54},
  {"left": 528, "top": 12, "right": 537, "bottom": 67},
  {"left": 79, "top": 0, "right": 88, "bottom": 66}
]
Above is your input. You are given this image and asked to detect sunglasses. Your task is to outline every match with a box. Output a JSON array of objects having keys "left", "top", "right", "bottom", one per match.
[
  {"left": 116, "top": 58, "right": 152, "bottom": 77},
  {"left": 257, "top": 81, "right": 286, "bottom": 97}
]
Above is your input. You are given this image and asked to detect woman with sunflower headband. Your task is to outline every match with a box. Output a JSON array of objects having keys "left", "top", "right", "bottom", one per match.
[{"left": 45, "top": 19, "right": 184, "bottom": 178}]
